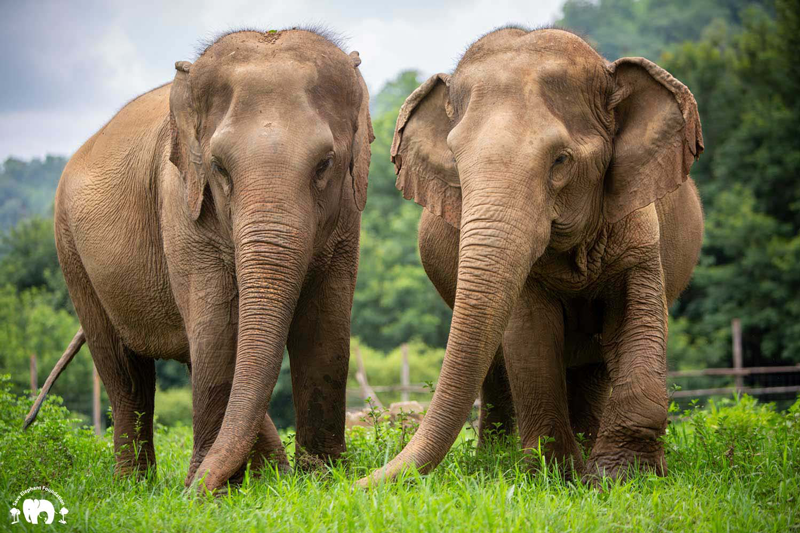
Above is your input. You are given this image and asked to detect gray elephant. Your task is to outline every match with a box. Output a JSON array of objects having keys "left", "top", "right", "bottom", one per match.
[
  {"left": 25, "top": 28, "right": 373, "bottom": 493},
  {"left": 23, "top": 499, "right": 55, "bottom": 524},
  {"left": 359, "top": 27, "right": 703, "bottom": 485}
]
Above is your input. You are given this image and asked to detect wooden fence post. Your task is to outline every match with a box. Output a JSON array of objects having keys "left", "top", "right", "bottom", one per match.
[
  {"left": 29, "top": 354, "right": 37, "bottom": 397},
  {"left": 93, "top": 363, "right": 102, "bottom": 436},
  {"left": 401, "top": 343, "right": 410, "bottom": 402},
  {"left": 354, "top": 345, "right": 383, "bottom": 408},
  {"left": 732, "top": 318, "right": 743, "bottom": 394}
]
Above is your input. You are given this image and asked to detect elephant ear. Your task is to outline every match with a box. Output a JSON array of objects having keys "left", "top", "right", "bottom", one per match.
[
  {"left": 604, "top": 57, "right": 704, "bottom": 223},
  {"left": 349, "top": 52, "right": 374, "bottom": 212},
  {"left": 392, "top": 73, "right": 460, "bottom": 228},
  {"left": 169, "top": 60, "right": 207, "bottom": 221}
]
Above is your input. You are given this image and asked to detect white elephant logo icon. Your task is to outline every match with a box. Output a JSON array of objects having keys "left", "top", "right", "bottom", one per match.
[{"left": 22, "top": 498, "right": 56, "bottom": 524}]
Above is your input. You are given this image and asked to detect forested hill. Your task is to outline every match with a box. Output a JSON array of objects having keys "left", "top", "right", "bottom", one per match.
[
  {"left": 559, "top": 0, "right": 775, "bottom": 60},
  {"left": 0, "top": 156, "right": 67, "bottom": 231}
]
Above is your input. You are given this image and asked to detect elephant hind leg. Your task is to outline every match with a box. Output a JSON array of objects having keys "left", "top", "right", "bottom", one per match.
[
  {"left": 59, "top": 242, "right": 156, "bottom": 476},
  {"left": 477, "top": 348, "right": 516, "bottom": 447},
  {"left": 566, "top": 361, "right": 610, "bottom": 453}
]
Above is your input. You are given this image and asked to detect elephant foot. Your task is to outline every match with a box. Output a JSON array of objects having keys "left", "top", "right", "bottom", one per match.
[
  {"left": 521, "top": 433, "right": 585, "bottom": 482},
  {"left": 113, "top": 450, "right": 157, "bottom": 480},
  {"left": 294, "top": 448, "right": 344, "bottom": 473},
  {"left": 581, "top": 442, "right": 666, "bottom": 486}
]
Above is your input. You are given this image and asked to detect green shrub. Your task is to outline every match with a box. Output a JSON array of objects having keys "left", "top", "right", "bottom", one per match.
[
  {"left": 0, "top": 374, "right": 110, "bottom": 495},
  {"left": 153, "top": 387, "right": 193, "bottom": 427}
]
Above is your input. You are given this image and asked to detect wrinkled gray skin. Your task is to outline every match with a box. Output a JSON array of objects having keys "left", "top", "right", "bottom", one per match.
[
  {"left": 54, "top": 29, "right": 372, "bottom": 493},
  {"left": 359, "top": 27, "right": 703, "bottom": 485}
]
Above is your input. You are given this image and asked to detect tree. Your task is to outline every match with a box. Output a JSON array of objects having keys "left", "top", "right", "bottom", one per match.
[
  {"left": 0, "top": 285, "right": 99, "bottom": 421},
  {"left": 0, "top": 156, "right": 66, "bottom": 231},
  {"left": 0, "top": 217, "right": 69, "bottom": 309},
  {"left": 352, "top": 71, "right": 453, "bottom": 350}
]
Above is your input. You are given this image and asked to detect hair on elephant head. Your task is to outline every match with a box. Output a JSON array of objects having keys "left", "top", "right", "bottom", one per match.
[
  {"left": 360, "top": 26, "right": 703, "bottom": 486},
  {"left": 169, "top": 30, "right": 372, "bottom": 226}
]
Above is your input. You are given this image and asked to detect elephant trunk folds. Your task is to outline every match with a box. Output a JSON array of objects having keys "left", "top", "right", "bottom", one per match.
[
  {"left": 193, "top": 210, "right": 311, "bottom": 492},
  {"left": 358, "top": 186, "right": 548, "bottom": 486}
]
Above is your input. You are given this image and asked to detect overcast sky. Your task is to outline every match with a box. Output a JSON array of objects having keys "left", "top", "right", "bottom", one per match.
[{"left": 0, "top": 0, "right": 563, "bottom": 161}]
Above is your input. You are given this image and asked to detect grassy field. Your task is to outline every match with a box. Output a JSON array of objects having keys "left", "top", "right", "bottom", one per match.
[{"left": 1, "top": 377, "right": 798, "bottom": 533}]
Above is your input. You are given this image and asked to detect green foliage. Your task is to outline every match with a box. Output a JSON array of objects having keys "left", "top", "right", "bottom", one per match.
[
  {"left": 559, "top": 0, "right": 773, "bottom": 60},
  {"left": 667, "top": 395, "right": 800, "bottom": 506},
  {"left": 1, "top": 385, "right": 798, "bottom": 531},
  {"left": 0, "top": 375, "right": 111, "bottom": 496},
  {"left": 153, "top": 359, "right": 190, "bottom": 390},
  {"left": 347, "top": 340, "right": 444, "bottom": 407},
  {"left": 153, "top": 387, "right": 193, "bottom": 427},
  {"left": 353, "top": 71, "right": 453, "bottom": 351},
  {"left": 269, "top": 353, "right": 296, "bottom": 429},
  {"left": 0, "top": 216, "right": 70, "bottom": 310},
  {"left": 0, "top": 156, "right": 67, "bottom": 231},
  {"left": 0, "top": 285, "right": 100, "bottom": 423},
  {"left": 663, "top": 1, "right": 800, "bottom": 368}
]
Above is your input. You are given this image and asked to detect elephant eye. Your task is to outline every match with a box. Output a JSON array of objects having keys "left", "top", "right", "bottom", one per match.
[
  {"left": 211, "top": 159, "right": 230, "bottom": 177},
  {"left": 315, "top": 152, "right": 334, "bottom": 179},
  {"left": 553, "top": 153, "right": 569, "bottom": 166}
]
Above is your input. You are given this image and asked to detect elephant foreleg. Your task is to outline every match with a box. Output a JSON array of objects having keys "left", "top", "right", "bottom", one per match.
[
  {"left": 183, "top": 279, "right": 288, "bottom": 486},
  {"left": 287, "top": 241, "right": 357, "bottom": 468},
  {"left": 503, "top": 284, "right": 584, "bottom": 476},
  {"left": 584, "top": 260, "right": 669, "bottom": 482}
]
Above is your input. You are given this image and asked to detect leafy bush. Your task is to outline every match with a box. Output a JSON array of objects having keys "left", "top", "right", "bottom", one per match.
[
  {"left": 666, "top": 394, "right": 800, "bottom": 506},
  {"left": 153, "top": 387, "right": 193, "bottom": 428},
  {"left": 0, "top": 374, "right": 111, "bottom": 495}
]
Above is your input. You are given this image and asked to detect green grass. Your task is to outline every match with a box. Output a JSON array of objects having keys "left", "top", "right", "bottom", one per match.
[{"left": 1, "top": 376, "right": 799, "bottom": 533}]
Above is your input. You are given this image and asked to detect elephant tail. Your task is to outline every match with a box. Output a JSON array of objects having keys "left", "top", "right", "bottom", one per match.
[{"left": 23, "top": 328, "right": 86, "bottom": 430}]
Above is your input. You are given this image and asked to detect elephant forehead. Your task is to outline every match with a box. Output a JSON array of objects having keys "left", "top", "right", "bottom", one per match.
[{"left": 205, "top": 62, "right": 358, "bottom": 128}]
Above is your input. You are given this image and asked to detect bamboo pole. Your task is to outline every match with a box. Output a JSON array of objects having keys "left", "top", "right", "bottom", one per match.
[
  {"left": 732, "top": 318, "right": 743, "bottom": 393},
  {"left": 29, "top": 354, "right": 37, "bottom": 397},
  {"left": 401, "top": 343, "right": 410, "bottom": 402},
  {"left": 354, "top": 345, "right": 383, "bottom": 408}
]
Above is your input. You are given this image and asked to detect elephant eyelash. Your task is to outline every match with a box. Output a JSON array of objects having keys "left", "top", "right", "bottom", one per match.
[
  {"left": 211, "top": 160, "right": 230, "bottom": 177},
  {"left": 553, "top": 153, "right": 570, "bottom": 167},
  {"left": 315, "top": 152, "right": 335, "bottom": 179}
]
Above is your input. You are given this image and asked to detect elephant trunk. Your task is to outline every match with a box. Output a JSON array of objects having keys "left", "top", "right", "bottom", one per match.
[
  {"left": 193, "top": 199, "right": 311, "bottom": 491},
  {"left": 359, "top": 170, "right": 549, "bottom": 485}
]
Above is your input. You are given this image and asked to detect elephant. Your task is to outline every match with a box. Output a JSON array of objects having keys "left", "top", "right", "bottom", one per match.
[
  {"left": 26, "top": 28, "right": 373, "bottom": 493},
  {"left": 358, "top": 27, "right": 703, "bottom": 486},
  {"left": 23, "top": 499, "right": 55, "bottom": 524}
]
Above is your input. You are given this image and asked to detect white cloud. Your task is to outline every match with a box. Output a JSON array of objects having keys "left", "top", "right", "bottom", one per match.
[{"left": 0, "top": 0, "right": 563, "bottom": 160}]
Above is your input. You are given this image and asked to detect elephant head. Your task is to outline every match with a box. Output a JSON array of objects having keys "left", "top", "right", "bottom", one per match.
[
  {"left": 361, "top": 27, "right": 702, "bottom": 484},
  {"left": 169, "top": 29, "right": 372, "bottom": 489},
  {"left": 22, "top": 499, "right": 55, "bottom": 524}
]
